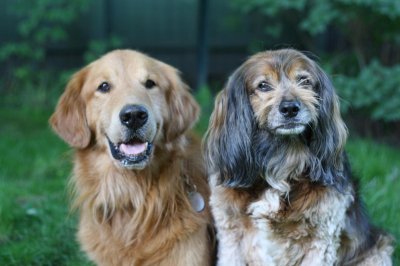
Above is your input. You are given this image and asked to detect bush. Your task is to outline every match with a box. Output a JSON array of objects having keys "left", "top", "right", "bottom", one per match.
[
  {"left": 0, "top": 0, "right": 90, "bottom": 107},
  {"left": 334, "top": 61, "right": 400, "bottom": 122}
]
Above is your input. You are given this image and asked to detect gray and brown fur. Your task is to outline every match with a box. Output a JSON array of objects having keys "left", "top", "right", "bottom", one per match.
[{"left": 204, "top": 49, "right": 393, "bottom": 265}]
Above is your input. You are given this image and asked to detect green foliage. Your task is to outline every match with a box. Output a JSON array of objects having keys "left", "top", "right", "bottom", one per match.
[
  {"left": 0, "top": 0, "right": 89, "bottom": 58},
  {"left": 334, "top": 61, "right": 400, "bottom": 122},
  {"left": 232, "top": 0, "right": 400, "bottom": 61},
  {"left": 232, "top": 0, "right": 400, "bottom": 38},
  {"left": 0, "top": 108, "right": 92, "bottom": 265},
  {"left": 0, "top": 0, "right": 90, "bottom": 107},
  {"left": 346, "top": 138, "right": 400, "bottom": 262}
]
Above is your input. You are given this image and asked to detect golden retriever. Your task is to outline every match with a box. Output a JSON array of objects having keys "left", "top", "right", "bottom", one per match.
[
  {"left": 204, "top": 49, "right": 393, "bottom": 265},
  {"left": 50, "top": 50, "right": 213, "bottom": 265}
]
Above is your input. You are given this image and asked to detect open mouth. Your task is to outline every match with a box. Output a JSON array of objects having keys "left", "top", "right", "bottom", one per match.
[
  {"left": 107, "top": 136, "right": 153, "bottom": 168},
  {"left": 275, "top": 123, "right": 306, "bottom": 135}
]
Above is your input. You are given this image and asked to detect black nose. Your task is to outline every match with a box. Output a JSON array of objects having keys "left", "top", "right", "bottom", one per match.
[
  {"left": 119, "top": 105, "right": 148, "bottom": 129},
  {"left": 279, "top": 100, "right": 301, "bottom": 118}
]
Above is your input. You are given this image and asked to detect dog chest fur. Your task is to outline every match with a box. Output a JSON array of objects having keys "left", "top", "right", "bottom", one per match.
[
  {"left": 74, "top": 146, "right": 212, "bottom": 266},
  {"left": 210, "top": 173, "right": 357, "bottom": 266}
]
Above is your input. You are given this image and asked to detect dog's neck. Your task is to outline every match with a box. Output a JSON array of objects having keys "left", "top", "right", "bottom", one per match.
[
  {"left": 255, "top": 132, "right": 321, "bottom": 193},
  {"left": 72, "top": 135, "right": 201, "bottom": 244}
]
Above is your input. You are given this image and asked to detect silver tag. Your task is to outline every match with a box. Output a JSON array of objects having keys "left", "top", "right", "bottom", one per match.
[{"left": 188, "top": 191, "right": 205, "bottom": 213}]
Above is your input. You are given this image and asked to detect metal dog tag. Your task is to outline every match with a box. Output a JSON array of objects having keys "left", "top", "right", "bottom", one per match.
[{"left": 189, "top": 191, "right": 205, "bottom": 213}]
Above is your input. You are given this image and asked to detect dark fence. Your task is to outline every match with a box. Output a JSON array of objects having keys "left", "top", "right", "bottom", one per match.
[{"left": 0, "top": 0, "right": 263, "bottom": 88}]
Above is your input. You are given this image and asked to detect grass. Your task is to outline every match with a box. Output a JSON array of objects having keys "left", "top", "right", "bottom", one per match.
[
  {"left": 0, "top": 108, "right": 92, "bottom": 265},
  {"left": 346, "top": 139, "right": 400, "bottom": 262},
  {"left": 0, "top": 107, "right": 398, "bottom": 265}
]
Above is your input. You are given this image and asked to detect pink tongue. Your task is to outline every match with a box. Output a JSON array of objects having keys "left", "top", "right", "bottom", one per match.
[{"left": 119, "top": 142, "right": 147, "bottom": 156}]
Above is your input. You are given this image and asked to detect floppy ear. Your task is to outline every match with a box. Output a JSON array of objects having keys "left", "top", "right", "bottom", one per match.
[
  {"left": 310, "top": 64, "right": 348, "bottom": 187},
  {"left": 164, "top": 67, "right": 200, "bottom": 142},
  {"left": 49, "top": 68, "right": 91, "bottom": 149},
  {"left": 204, "top": 68, "right": 258, "bottom": 188}
]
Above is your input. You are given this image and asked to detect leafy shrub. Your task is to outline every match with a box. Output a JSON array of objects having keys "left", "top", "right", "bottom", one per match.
[
  {"left": 232, "top": 0, "right": 400, "bottom": 38},
  {"left": 0, "top": 0, "right": 90, "bottom": 107},
  {"left": 334, "top": 61, "right": 400, "bottom": 122}
]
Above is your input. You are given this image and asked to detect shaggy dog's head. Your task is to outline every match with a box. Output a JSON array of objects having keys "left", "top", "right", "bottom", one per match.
[
  {"left": 50, "top": 50, "right": 199, "bottom": 170},
  {"left": 205, "top": 49, "right": 348, "bottom": 192}
]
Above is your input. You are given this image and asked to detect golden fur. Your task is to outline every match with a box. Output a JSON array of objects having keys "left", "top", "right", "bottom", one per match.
[
  {"left": 50, "top": 50, "right": 213, "bottom": 266},
  {"left": 204, "top": 49, "right": 393, "bottom": 265}
]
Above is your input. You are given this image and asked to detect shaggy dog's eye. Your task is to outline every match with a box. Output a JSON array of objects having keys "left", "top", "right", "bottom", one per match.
[
  {"left": 297, "top": 76, "right": 312, "bottom": 86},
  {"left": 145, "top": 79, "right": 156, "bottom": 89},
  {"left": 97, "top": 82, "right": 111, "bottom": 93},
  {"left": 257, "top": 81, "right": 272, "bottom": 92}
]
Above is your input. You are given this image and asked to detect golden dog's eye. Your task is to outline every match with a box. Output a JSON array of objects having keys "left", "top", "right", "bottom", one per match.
[
  {"left": 297, "top": 76, "right": 312, "bottom": 86},
  {"left": 257, "top": 81, "right": 272, "bottom": 92},
  {"left": 145, "top": 79, "right": 156, "bottom": 89},
  {"left": 97, "top": 82, "right": 111, "bottom": 93}
]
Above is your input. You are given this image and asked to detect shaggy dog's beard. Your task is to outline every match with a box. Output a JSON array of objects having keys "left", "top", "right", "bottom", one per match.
[{"left": 252, "top": 125, "right": 342, "bottom": 193}]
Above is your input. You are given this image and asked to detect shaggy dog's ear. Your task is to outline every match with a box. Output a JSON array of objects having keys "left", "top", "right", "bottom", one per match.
[
  {"left": 204, "top": 68, "right": 258, "bottom": 188},
  {"left": 49, "top": 68, "right": 91, "bottom": 149},
  {"left": 163, "top": 67, "right": 200, "bottom": 142},
  {"left": 310, "top": 64, "right": 348, "bottom": 187}
]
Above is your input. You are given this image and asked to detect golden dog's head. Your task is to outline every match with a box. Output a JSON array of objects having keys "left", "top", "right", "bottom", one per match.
[
  {"left": 50, "top": 50, "right": 199, "bottom": 170},
  {"left": 205, "top": 49, "right": 347, "bottom": 190}
]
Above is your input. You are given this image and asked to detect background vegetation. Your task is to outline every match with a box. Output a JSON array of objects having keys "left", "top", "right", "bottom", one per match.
[{"left": 0, "top": 0, "right": 399, "bottom": 264}]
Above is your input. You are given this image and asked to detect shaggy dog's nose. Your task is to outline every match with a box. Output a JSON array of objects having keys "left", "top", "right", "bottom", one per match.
[
  {"left": 279, "top": 100, "right": 301, "bottom": 118},
  {"left": 119, "top": 105, "right": 148, "bottom": 129}
]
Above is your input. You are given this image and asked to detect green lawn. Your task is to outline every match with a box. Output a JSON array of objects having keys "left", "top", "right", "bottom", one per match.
[
  {"left": 0, "top": 109, "right": 92, "bottom": 265},
  {"left": 0, "top": 108, "right": 398, "bottom": 265}
]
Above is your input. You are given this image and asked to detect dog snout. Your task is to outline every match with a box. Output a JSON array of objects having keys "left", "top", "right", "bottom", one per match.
[
  {"left": 279, "top": 100, "right": 301, "bottom": 118},
  {"left": 119, "top": 104, "right": 148, "bottom": 129}
]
